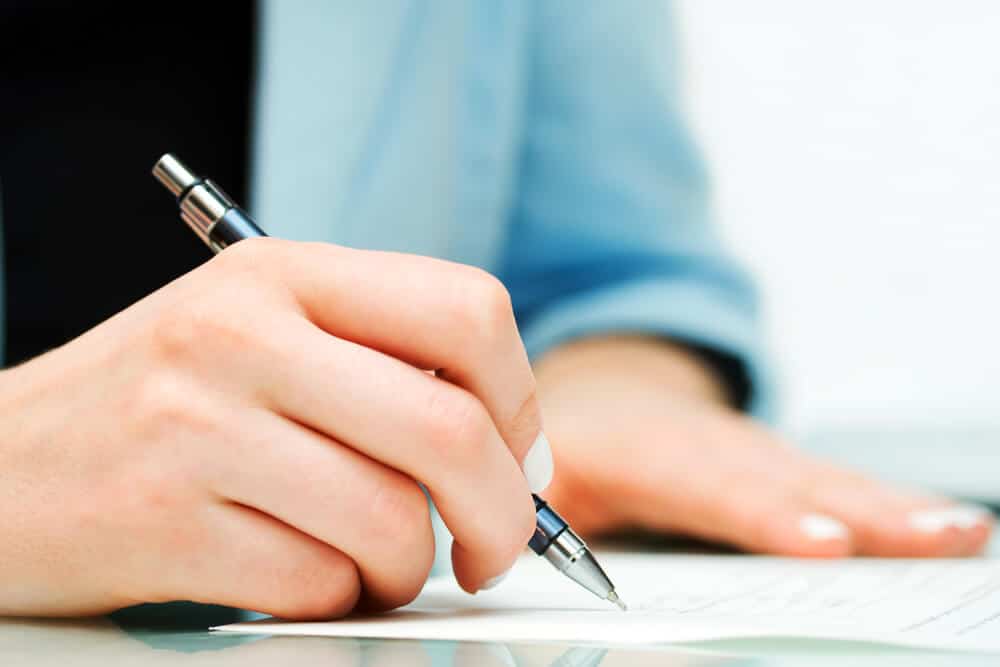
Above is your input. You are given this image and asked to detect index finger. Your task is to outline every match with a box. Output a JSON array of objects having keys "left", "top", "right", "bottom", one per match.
[{"left": 230, "top": 239, "right": 551, "bottom": 491}]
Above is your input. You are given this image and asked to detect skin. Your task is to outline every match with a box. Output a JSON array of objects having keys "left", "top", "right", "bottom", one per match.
[
  {"left": 0, "top": 239, "right": 540, "bottom": 617},
  {"left": 536, "top": 336, "right": 993, "bottom": 558},
  {"left": 0, "top": 243, "right": 989, "bottom": 619}
]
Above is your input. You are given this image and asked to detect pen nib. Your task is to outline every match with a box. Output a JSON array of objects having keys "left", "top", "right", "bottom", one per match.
[{"left": 607, "top": 590, "right": 627, "bottom": 611}]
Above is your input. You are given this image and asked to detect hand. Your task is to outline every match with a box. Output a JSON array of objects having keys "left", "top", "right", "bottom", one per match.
[
  {"left": 536, "top": 336, "right": 993, "bottom": 557},
  {"left": 0, "top": 239, "right": 550, "bottom": 617}
]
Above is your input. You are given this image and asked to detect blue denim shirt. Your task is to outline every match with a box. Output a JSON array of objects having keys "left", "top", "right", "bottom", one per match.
[
  {"left": 253, "top": 0, "right": 773, "bottom": 418},
  {"left": 0, "top": 1, "right": 773, "bottom": 418}
]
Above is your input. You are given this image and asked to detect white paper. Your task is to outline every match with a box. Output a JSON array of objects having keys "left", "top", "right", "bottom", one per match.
[{"left": 216, "top": 552, "right": 1000, "bottom": 652}]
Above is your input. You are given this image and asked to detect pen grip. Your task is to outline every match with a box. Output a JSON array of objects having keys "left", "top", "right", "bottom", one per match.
[{"left": 529, "top": 494, "right": 568, "bottom": 555}]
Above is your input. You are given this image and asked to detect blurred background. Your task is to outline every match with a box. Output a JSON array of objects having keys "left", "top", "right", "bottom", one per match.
[{"left": 675, "top": 1, "right": 999, "bottom": 499}]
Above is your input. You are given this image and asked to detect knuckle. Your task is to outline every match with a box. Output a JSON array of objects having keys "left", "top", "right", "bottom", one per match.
[
  {"left": 211, "top": 236, "right": 281, "bottom": 273},
  {"left": 475, "top": 270, "right": 514, "bottom": 320},
  {"left": 148, "top": 304, "right": 206, "bottom": 363},
  {"left": 150, "top": 299, "right": 266, "bottom": 369},
  {"left": 369, "top": 475, "right": 433, "bottom": 548},
  {"left": 129, "top": 371, "right": 198, "bottom": 433},
  {"left": 452, "top": 269, "right": 514, "bottom": 343},
  {"left": 124, "top": 372, "right": 221, "bottom": 479},
  {"left": 150, "top": 246, "right": 294, "bottom": 368},
  {"left": 365, "top": 477, "right": 435, "bottom": 611},
  {"left": 206, "top": 239, "right": 295, "bottom": 309},
  {"left": 281, "top": 552, "right": 361, "bottom": 620},
  {"left": 422, "top": 386, "right": 493, "bottom": 461}
]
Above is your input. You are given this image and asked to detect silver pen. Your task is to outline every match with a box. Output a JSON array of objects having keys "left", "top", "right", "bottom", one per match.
[{"left": 152, "top": 153, "right": 626, "bottom": 611}]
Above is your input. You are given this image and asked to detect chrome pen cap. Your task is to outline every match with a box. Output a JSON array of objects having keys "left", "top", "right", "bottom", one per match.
[{"left": 152, "top": 153, "right": 235, "bottom": 246}]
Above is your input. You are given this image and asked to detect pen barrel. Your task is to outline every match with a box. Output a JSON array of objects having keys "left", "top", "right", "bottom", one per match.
[
  {"left": 209, "top": 207, "right": 267, "bottom": 251},
  {"left": 154, "top": 153, "right": 266, "bottom": 252}
]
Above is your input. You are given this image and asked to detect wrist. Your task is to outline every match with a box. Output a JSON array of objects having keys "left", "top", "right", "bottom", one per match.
[{"left": 534, "top": 335, "right": 733, "bottom": 409}]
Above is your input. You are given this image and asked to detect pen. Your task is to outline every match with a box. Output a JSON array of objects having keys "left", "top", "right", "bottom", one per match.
[{"left": 152, "top": 153, "right": 626, "bottom": 611}]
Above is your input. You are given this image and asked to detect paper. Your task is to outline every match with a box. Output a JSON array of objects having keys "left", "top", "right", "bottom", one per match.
[{"left": 216, "top": 552, "right": 1000, "bottom": 652}]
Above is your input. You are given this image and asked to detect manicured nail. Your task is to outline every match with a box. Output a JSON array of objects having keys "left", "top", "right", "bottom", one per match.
[
  {"left": 480, "top": 567, "right": 511, "bottom": 591},
  {"left": 522, "top": 432, "right": 554, "bottom": 493},
  {"left": 799, "top": 513, "right": 850, "bottom": 541},
  {"left": 909, "top": 505, "right": 992, "bottom": 533}
]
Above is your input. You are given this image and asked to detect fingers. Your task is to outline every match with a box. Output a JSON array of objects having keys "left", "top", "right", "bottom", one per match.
[
  {"left": 200, "top": 241, "right": 537, "bottom": 595},
  {"left": 796, "top": 461, "right": 994, "bottom": 557},
  {"left": 222, "top": 239, "right": 546, "bottom": 483},
  {"left": 208, "top": 409, "right": 435, "bottom": 611},
  {"left": 255, "top": 323, "right": 536, "bottom": 592},
  {"left": 167, "top": 501, "right": 361, "bottom": 620},
  {"left": 624, "top": 418, "right": 992, "bottom": 558},
  {"left": 626, "top": 450, "right": 855, "bottom": 558}
]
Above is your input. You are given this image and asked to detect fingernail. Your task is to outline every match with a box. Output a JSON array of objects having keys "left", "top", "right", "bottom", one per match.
[
  {"left": 909, "top": 505, "right": 992, "bottom": 533},
  {"left": 799, "top": 513, "right": 850, "bottom": 541},
  {"left": 522, "top": 432, "right": 554, "bottom": 493},
  {"left": 480, "top": 567, "right": 511, "bottom": 591}
]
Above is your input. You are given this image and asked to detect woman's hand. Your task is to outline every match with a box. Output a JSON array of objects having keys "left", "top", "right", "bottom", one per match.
[
  {"left": 537, "top": 336, "right": 993, "bottom": 557},
  {"left": 0, "top": 239, "right": 550, "bottom": 618}
]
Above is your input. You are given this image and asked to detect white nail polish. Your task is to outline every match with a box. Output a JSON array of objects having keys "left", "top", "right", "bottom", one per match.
[
  {"left": 522, "top": 432, "right": 554, "bottom": 493},
  {"left": 800, "top": 514, "right": 849, "bottom": 541},
  {"left": 480, "top": 567, "right": 511, "bottom": 591},
  {"left": 909, "top": 505, "right": 991, "bottom": 533}
]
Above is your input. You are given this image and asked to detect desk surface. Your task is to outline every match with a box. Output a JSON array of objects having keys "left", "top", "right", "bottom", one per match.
[
  {"left": 1, "top": 616, "right": 997, "bottom": 666},
  {"left": 2, "top": 533, "right": 997, "bottom": 666}
]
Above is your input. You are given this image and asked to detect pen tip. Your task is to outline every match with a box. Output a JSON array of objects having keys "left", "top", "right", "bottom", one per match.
[{"left": 607, "top": 590, "right": 627, "bottom": 611}]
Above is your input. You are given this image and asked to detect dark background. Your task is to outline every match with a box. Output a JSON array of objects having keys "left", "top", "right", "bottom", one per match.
[{"left": 0, "top": 2, "right": 255, "bottom": 365}]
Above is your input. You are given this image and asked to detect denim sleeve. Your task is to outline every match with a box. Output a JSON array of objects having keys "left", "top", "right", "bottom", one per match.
[{"left": 498, "top": 1, "right": 775, "bottom": 420}]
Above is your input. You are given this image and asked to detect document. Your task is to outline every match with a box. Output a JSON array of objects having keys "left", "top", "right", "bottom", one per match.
[{"left": 216, "top": 552, "right": 1000, "bottom": 652}]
